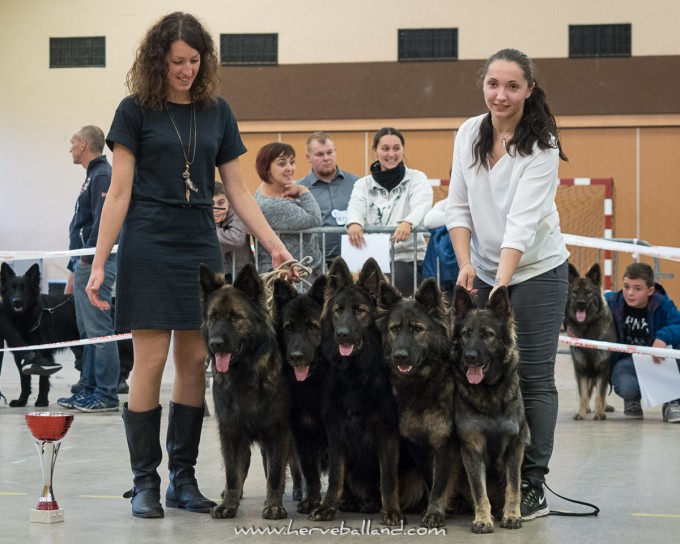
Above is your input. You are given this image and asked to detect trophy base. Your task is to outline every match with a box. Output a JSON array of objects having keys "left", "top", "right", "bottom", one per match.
[{"left": 30, "top": 508, "right": 64, "bottom": 524}]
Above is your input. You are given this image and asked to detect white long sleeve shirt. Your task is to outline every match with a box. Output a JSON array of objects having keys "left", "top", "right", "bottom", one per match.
[
  {"left": 346, "top": 166, "right": 433, "bottom": 261},
  {"left": 445, "top": 114, "right": 569, "bottom": 285}
]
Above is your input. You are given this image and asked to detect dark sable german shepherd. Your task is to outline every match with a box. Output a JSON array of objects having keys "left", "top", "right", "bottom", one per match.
[
  {"left": 199, "top": 263, "right": 292, "bottom": 520},
  {"left": 566, "top": 263, "right": 616, "bottom": 420},
  {"left": 309, "top": 257, "right": 406, "bottom": 526},
  {"left": 0, "top": 262, "right": 79, "bottom": 407},
  {"left": 272, "top": 275, "right": 329, "bottom": 514},
  {"left": 378, "top": 278, "right": 462, "bottom": 529},
  {"left": 450, "top": 286, "right": 528, "bottom": 534}
]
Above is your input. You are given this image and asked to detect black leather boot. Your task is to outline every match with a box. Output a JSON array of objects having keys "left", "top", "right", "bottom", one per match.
[
  {"left": 122, "top": 403, "right": 164, "bottom": 518},
  {"left": 165, "top": 401, "right": 216, "bottom": 513}
]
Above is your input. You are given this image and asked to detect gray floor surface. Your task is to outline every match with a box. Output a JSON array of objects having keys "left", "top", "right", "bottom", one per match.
[{"left": 1, "top": 347, "right": 679, "bottom": 544}]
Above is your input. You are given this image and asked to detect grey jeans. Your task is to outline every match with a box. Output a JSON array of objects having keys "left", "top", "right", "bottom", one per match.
[{"left": 474, "top": 260, "right": 568, "bottom": 488}]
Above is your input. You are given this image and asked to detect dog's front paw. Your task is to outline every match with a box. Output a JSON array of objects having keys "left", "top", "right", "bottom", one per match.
[
  {"left": 297, "top": 498, "right": 320, "bottom": 514},
  {"left": 309, "top": 506, "right": 336, "bottom": 521},
  {"left": 262, "top": 505, "right": 287, "bottom": 520},
  {"left": 381, "top": 509, "right": 406, "bottom": 526},
  {"left": 500, "top": 515, "right": 522, "bottom": 529},
  {"left": 573, "top": 413, "right": 585, "bottom": 421},
  {"left": 593, "top": 413, "right": 607, "bottom": 421},
  {"left": 35, "top": 397, "right": 49, "bottom": 408},
  {"left": 210, "top": 503, "right": 238, "bottom": 519},
  {"left": 471, "top": 519, "right": 494, "bottom": 534},
  {"left": 420, "top": 509, "right": 445, "bottom": 528},
  {"left": 605, "top": 404, "right": 615, "bottom": 412}
]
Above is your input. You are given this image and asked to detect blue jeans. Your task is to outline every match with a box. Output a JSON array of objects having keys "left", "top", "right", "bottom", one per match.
[
  {"left": 612, "top": 356, "right": 680, "bottom": 401},
  {"left": 74, "top": 258, "right": 119, "bottom": 404},
  {"left": 474, "top": 261, "right": 568, "bottom": 488}
]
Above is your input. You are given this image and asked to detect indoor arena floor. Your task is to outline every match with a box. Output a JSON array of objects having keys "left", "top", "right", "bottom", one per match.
[{"left": 1, "top": 347, "right": 679, "bottom": 544}]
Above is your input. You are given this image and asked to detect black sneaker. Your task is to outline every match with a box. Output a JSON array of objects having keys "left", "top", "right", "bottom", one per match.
[
  {"left": 624, "top": 399, "right": 644, "bottom": 419},
  {"left": 521, "top": 481, "right": 549, "bottom": 520},
  {"left": 20, "top": 351, "right": 62, "bottom": 376}
]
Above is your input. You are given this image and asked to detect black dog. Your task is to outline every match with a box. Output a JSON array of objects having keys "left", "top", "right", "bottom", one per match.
[
  {"left": 199, "top": 263, "right": 292, "bottom": 520},
  {"left": 309, "top": 257, "right": 407, "bottom": 526},
  {"left": 272, "top": 275, "right": 329, "bottom": 514},
  {"left": 450, "top": 286, "right": 528, "bottom": 534},
  {"left": 0, "top": 263, "right": 79, "bottom": 407},
  {"left": 566, "top": 263, "right": 616, "bottom": 420},
  {"left": 378, "top": 278, "right": 462, "bottom": 529}
]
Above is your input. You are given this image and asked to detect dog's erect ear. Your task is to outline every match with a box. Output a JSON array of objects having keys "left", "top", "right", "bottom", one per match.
[
  {"left": 199, "top": 263, "right": 225, "bottom": 302},
  {"left": 272, "top": 278, "right": 297, "bottom": 315},
  {"left": 585, "top": 263, "right": 602, "bottom": 287},
  {"left": 326, "top": 257, "right": 353, "bottom": 299},
  {"left": 487, "top": 286, "right": 511, "bottom": 320},
  {"left": 452, "top": 285, "right": 476, "bottom": 320},
  {"left": 568, "top": 262, "right": 580, "bottom": 284},
  {"left": 0, "top": 262, "right": 16, "bottom": 286},
  {"left": 415, "top": 278, "right": 443, "bottom": 314},
  {"left": 358, "top": 258, "right": 386, "bottom": 300},
  {"left": 25, "top": 263, "right": 41, "bottom": 288},
  {"left": 308, "top": 274, "right": 327, "bottom": 307},
  {"left": 233, "top": 263, "right": 264, "bottom": 305},
  {"left": 378, "top": 280, "right": 402, "bottom": 311}
]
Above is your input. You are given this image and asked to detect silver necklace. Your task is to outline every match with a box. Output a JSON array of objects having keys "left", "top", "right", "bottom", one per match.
[{"left": 166, "top": 103, "right": 198, "bottom": 201}]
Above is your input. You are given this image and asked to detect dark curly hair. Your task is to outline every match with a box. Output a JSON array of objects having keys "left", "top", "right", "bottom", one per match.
[
  {"left": 472, "top": 48, "right": 567, "bottom": 169},
  {"left": 126, "top": 12, "right": 220, "bottom": 110}
]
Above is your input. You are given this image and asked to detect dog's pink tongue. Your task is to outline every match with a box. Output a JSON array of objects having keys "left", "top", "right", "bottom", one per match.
[
  {"left": 294, "top": 365, "right": 310, "bottom": 382},
  {"left": 467, "top": 366, "right": 484, "bottom": 385},
  {"left": 339, "top": 344, "right": 354, "bottom": 356},
  {"left": 215, "top": 353, "right": 231, "bottom": 373},
  {"left": 576, "top": 310, "right": 587, "bottom": 323}
]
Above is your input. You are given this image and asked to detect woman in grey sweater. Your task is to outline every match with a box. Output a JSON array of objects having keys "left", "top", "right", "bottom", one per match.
[{"left": 254, "top": 143, "right": 323, "bottom": 278}]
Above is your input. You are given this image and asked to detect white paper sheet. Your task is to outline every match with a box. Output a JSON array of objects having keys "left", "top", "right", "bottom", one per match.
[
  {"left": 340, "top": 234, "right": 391, "bottom": 273},
  {"left": 632, "top": 350, "right": 680, "bottom": 408}
]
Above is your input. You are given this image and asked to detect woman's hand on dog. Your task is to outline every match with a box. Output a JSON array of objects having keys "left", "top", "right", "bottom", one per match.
[{"left": 456, "top": 262, "right": 477, "bottom": 297}]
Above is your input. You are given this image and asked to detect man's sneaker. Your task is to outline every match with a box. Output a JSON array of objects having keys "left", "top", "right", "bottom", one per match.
[
  {"left": 624, "top": 399, "right": 644, "bottom": 419},
  {"left": 521, "top": 481, "right": 549, "bottom": 520},
  {"left": 663, "top": 400, "right": 680, "bottom": 423},
  {"left": 57, "top": 390, "right": 89, "bottom": 409},
  {"left": 20, "top": 351, "right": 62, "bottom": 377},
  {"left": 73, "top": 394, "right": 119, "bottom": 413}
]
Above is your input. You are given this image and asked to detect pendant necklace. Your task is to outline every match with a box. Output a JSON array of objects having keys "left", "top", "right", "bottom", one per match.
[
  {"left": 493, "top": 123, "right": 517, "bottom": 150},
  {"left": 166, "top": 102, "right": 198, "bottom": 201}
]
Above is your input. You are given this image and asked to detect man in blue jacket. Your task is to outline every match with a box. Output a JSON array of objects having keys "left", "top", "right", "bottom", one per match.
[
  {"left": 606, "top": 262, "right": 680, "bottom": 422},
  {"left": 56, "top": 126, "right": 119, "bottom": 413}
]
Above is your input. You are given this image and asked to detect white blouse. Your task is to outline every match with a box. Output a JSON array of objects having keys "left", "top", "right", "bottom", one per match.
[{"left": 445, "top": 114, "right": 569, "bottom": 285}]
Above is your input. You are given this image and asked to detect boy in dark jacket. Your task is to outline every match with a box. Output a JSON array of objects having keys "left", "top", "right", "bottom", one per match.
[{"left": 606, "top": 262, "right": 680, "bottom": 422}]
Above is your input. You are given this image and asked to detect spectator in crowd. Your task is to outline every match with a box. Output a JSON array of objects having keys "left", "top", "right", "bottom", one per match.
[
  {"left": 255, "top": 142, "right": 323, "bottom": 281},
  {"left": 297, "top": 131, "right": 358, "bottom": 267},
  {"left": 345, "top": 127, "right": 432, "bottom": 296},
  {"left": 57, "top": 125, "right": 120, "bottom": 414},
  {"left": 213, "top": 180, "right": 254, "bottom": 283},
  {"left": 606, "top": 262, "right": 680, "bottom": 422}
]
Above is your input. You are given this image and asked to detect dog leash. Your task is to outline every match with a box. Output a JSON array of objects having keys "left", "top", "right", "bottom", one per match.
[
  {"left": 260, "top": 256, "right": 314, "bottom": 311},
  {"left": 27, "top": 296, "right": 75, "bottom": 334},
  {"left": 544, "top": 481, "right": 600, "bottom": 517}
]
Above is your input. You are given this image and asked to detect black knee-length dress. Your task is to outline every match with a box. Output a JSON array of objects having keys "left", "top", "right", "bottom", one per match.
[{"left": 107, "top": 96, "right": 247, "bottom": 330}]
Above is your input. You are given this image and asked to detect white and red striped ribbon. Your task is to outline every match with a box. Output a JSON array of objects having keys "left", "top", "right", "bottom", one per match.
[
  {"left": 0, "top": 333, "right": 132, "bottom": 353},
  {"left": 559, "top": 335, "right": 680, "bottom": 359}
]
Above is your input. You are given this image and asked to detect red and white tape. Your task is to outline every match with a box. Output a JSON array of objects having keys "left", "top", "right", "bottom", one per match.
[
  {"left": 0, "top": 333, "right": 132, "bottom": 353},
  {"left": 559, "top": 335, "right": 680, "bottom": 359}
]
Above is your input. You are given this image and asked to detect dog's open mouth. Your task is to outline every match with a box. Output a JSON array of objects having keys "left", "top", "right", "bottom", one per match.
[
  {"left": 294, "top": 364, "right": 310, "bottom": 381},
  {"left": 466, "top": 363, "right": 489, "bottom": 385},
  {"left": 396, "top": 364, "right": 414, "bottom": 375},
  {"left": 576, "top": 310, "right": 587, "bottom": 322},
  {"left": 339, "top": 340, "right": 363, "bottom": 357},
  {"left": 11, "top": 301, "right": 25, "bottom": 313},
  {"left": 214, "top": 352, "right": 232, "bottom": 373}
]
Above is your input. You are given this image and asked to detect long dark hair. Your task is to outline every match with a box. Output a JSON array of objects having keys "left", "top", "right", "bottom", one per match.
[
  {"left": 126, "top": 12, "right": 220, "bottom": 110},
  {"left": 472, "top": 48, "right": 567, "bottom": 169}
]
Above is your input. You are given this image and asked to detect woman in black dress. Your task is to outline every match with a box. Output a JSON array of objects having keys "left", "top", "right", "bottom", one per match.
[{"left": 86, "top": 12, "right": 294, "bottom": 519}]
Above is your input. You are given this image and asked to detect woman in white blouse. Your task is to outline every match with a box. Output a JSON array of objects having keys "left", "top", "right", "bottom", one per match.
[{"left": 445, "top": 48, "right": 569, "bottom": 521}]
